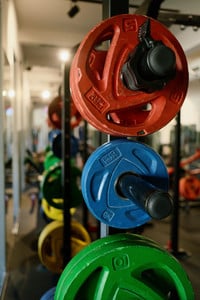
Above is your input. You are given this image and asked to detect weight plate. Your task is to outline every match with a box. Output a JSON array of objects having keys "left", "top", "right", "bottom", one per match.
[
  {"left": 70, "top": 14, "right": 188, "bottom": 137},
  {"left": 56, "top": 235, "right": 169, "bottom": 300},
  {"left": 40, "top": 287, "right": 56, "bottom": 300},
  {"left": 55, "top": 233, "right": 194, "bottom": 300},
  {"left": 41, "top": 198, "right": 76, "bottom": 222},
  {"left": 55, "top": 234, "right": 140, "bottom": 298},
  {"left": 71, "top": 100, "right": 83, "bottom": 129},
  {"left": 81, "top": 139, "right": 169, "bottom": 229},
  {"left": 55, "top": 233, "right": 159, "bottom": 283},
  {"left": 42, "top": 163, "right": 63, "bottom": 209},
  {"left": 52, "top": 133, "right": 79, "bottom": 159},
  {"left": 41, "top": 163, "right": 83, "bottom": 209},
  {"left": 44, "top": 150, "right": 61, "bottom": 171},
  {"left": 71, "top": 220, "right": 91, "bottom": 244},
  {"left": 48, "top": 95, "right": 82, "bottom": 129},
  {"left": 38, "top": 221, "right": 90, "bottom": 274},
  {"left": 179, "top": 175, "right": 200, "bottom": 200}
]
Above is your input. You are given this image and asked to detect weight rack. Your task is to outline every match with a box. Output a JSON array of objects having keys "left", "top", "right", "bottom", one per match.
[
  {"left": 62, "top": 60, "right": 72, "bottom": 266},
  {"left": 61, "top": 0, "right": 186, "bottom": 271}
]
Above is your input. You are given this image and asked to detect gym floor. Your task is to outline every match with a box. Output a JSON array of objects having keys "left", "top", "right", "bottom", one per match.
[{"left": 2, "top": 185, "right": 200, "bottom": 300}]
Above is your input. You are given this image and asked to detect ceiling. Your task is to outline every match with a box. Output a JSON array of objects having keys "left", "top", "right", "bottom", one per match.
[{"left": 14, "top": 0, "right": 200, "bottom": 105}]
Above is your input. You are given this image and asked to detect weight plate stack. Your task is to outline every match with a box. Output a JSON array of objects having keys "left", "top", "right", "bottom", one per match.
[{"left": 55, "top": 233, "right": 194, "bottom": 300}]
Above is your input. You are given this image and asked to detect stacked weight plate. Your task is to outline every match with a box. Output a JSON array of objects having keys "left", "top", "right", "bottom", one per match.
[
  {"left": 55, "top": 233, "right": 194, "bottom": 299},
  {"left": 54, "top": 13, "right": 194, "bottom": 300}
]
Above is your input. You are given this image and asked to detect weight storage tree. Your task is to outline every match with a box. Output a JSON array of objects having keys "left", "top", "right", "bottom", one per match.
[{"left": 54, "top": 1, "right": 194, "bottom": 299}]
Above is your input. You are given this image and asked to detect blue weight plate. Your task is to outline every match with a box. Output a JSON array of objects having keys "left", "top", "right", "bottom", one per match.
[
  {"left": 81, "top": 139, "right": 169, "bottom": 229},
  {"left": 40, "top": 287, "right": 56, "bottom": 300}
]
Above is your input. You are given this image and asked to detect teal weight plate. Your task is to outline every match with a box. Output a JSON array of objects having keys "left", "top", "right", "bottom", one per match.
[{"left": 55, "top": 234, "right": 194, "bottom": 300}]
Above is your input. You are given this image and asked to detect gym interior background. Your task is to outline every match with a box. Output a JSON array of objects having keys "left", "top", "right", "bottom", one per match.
[{"left": 0, "top": 0, "right": 200, "bottom": 299}]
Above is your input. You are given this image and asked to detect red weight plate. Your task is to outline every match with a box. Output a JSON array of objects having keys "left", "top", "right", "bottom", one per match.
[
  {"left": 48, "top": 96, "right": 82, "bottom": 129},
  {"left": 179, "top": 175, "right": 200, "bottom": 200},
  {"left": 70, "top": 14, "right": 188, "bottom": 136},
  {"left": 71, "top": 101, "right": 83, "bottom": 128},
  {"left": 48, "top": 96, "right": 62, "bottom": 129}
]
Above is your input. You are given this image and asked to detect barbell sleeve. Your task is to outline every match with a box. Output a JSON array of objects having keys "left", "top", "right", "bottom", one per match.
[{"left": 117, "top": 173, "right": 173, "bottom": 220}]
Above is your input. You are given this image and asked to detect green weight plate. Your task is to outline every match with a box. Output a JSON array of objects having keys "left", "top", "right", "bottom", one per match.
[
  {"left": 55, "top": 233, "right": 161, "bottom": 280},
  {"left": 55, "top": 233, "right": 135, "bottom": 293},
  {"left": 41, "top": 163, "right": 83, "bottom": 209},
  {"left": 44, "top": 150, "right": 61, "bottom": 170},
  {"left": 55, "top": 233, "right": 194, "bottom": 300},
  {"left": 56, "top": 236, "right": 161, "bottom": 292},
  {"left": 55, "top": 238, "right": 162, "bottom": 298},
  {"left": 41, "top": 163, "right": 63, "bottom": 209},
  {"left": 55, "top": 232, "right": 168, "bottom": 298}
]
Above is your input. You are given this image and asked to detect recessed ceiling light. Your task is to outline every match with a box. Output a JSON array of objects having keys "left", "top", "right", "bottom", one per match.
[
  {"left": 8, "top": 89, "right": 15, "bottom": 98},
  {"left": 59, "top": 50, "right": 71, "bottom": 62},
  {"left": 42, "top": 90, "right": 51, "bottom": 99}
]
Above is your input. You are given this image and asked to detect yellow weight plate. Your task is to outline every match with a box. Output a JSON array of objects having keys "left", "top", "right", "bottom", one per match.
[
  {"left": 71, "top": 220, "right": 91, "bottom": 244},
  {"left": 38, "top": 221, "right": 63, "bottom": 273},
  {"left": 41, "top": 198, "right": 76, "bottom": 221},
  {"left": 38, "top": 220, "right": 90, "bottom": 273},
  {"left": 71, "top": 237, "right": 89, "bottom": 257}
]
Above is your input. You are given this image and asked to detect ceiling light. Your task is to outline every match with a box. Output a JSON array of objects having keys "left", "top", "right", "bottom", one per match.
[
  {"left": 42, "top": 90, "right": 51, "bottom": 100},
  {"left": 8, "top": 89, "right": 15, "bottom": 98},
  {"left": 59, "top": 50, "right": 71, "bottom": 62},
  {"left": 6, "top": 107, "right": 13, "bottom": 116},
  {"left": 2, "top": 90, "right": 7, "bottom": 97},
  {"left": 67, "top": 4, "right": 79, "bottom": 18}
]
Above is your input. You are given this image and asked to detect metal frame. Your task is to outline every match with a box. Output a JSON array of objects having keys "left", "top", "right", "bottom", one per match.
[
  {"left": 0, "top": 0, "right": 7, "bottom": 295},
  {"left": 12, "top": 58, "right": 21, "bottom": 235},
  {"left": 100, "top": 0, "right": 129, "bottom": 238},
  {"left": 62, "top": 61, "right": 72, "bottom": 267},
  {"left": 79, "top": 0, "right": 200, "bottom": 27}
]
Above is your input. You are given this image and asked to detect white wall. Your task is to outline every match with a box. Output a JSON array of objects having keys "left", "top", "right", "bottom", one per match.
[
  {"left": 181, "top": 80, "right": 200, "bottom": 130},
  {"left": 32, "top": 106, "right": 49, "bottom": 151},
  {"left": 4, "top": 0, "right": 22, "bottom": 64},
  {"left": 158, "top": 79, "right": 200, "bottom": 146}
]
